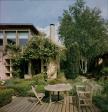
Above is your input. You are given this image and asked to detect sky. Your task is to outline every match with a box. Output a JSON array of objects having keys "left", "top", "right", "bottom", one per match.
[{"left": 0, "top": 0, "right": 108, "bottom": 40}]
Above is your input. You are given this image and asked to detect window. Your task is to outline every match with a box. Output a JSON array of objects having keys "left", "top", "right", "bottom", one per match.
[
  {"left": 6, "top": 31, "right": 16, "bottom": 45},
  {"left": 0, "top": 31, "right": 3, "bottom": 46},
  {"left": 19, "top": 32, "right": 28, "bottom": 46}
]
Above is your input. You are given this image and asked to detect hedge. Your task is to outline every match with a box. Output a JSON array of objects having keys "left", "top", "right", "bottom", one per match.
[
  {"left": 93, "top": 96, "right": 108, "bottom": 112},
  {"left": 0, "top": 89, "right": 14, "bottom": 107}
]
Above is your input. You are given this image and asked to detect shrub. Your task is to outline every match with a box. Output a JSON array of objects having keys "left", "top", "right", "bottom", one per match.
[
  {"left": 101, "top": 67, "right": 108, "bottom": 75},
  {"left": 93, "top": 80, "right": 108, "bottom": 112},
  {"left": 0, "top": 89, "right": 14, "bottom": 107},
  {"left": 48, "top": 78, "right": 67, "bottom": 85},
  {"left": 32, "top": 73, "right": 47, "bottom": 85},
  {"left": 36, "top": 85, "right": 45, "bottom": 93},
  {"left": 10, "top": 83, "right": 30, "bottom": 96},
  {"left": 5, "top": 79, "right": 36, "bottom": 96},
  {"left": 103, "top": 81, "right": 108, "bottom": 98},
  {"left": 93, "top": 96, "right": 108, "bottom": 112}
]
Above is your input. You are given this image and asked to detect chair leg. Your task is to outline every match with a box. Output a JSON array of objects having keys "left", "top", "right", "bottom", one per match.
[
  {"left": 78, "top": 100, "right": 80, "bottom": 112},
  {"left": 76, "top": 96, "right": 80, "bottom": 112},
  {"left": 35, "top": 97, "right": 43, "bottom": 105},
  {"left": 36, "top": 100, "right": 40, "bottom": 105}
]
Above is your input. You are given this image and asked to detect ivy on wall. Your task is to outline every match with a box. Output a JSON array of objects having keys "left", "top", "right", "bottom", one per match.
[
  {"left": 23, "top": 35, "right": 59, "bottom": 60},
  {"left": 6, "top": 35, "right": 60, "bottom": 78}
]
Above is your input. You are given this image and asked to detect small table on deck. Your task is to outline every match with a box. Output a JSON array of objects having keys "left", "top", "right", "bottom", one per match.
[{"left": 44, "top": 83, "right": 72, "bottom": 104}]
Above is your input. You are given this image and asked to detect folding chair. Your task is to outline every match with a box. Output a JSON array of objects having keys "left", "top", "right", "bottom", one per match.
[
  {"left": 31, "top": 85, "right": 45, "bottom": 105},
  {"left": 76, "top": 84, "right": 93, "bottom": 112}
]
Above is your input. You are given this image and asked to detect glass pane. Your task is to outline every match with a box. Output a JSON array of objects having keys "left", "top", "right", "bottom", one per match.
[
  {"left": 19, "top": 32, "right": 28, "bottom": 46},
  {"left": 6, "top": 32, "right": 16, "bottom": 45},
  {"left": 0, "top": 31, "right": 3, "bottom": 46}
]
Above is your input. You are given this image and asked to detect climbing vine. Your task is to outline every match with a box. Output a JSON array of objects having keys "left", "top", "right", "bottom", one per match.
[{"left": 6, "top": 35, "right": 60, "bottom": 78}]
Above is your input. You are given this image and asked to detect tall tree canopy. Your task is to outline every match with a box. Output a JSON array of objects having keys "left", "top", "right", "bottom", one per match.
[{"left": 59, "top": 0, "right": 108, "bottom": 78}]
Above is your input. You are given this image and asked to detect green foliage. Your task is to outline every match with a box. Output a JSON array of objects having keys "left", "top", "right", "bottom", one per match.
[
  {"left": 23, "top": 36, "right": 59, "bottom": 60},
  {"left": 93, "top": 96, "right": 108, "bottom": 112},
  {"left": 103, "top": 81, "right": 108, "bottom": 97},
  {"left": 47, "top": 72, "right": 67, "bottom": 84},
  {"left": 6, "top": 44, "right": 21, "bottom": 53},
  {"left": 5, "top": 78, "right": 46, "bottom": 96},
  {"left": 101, "top": 67, "right": 108, "bottom": 76},
  {"left": 65, "top": 44, "right": 80, "bottom": 78},
  {"left": 36, "top": 85, "right": 45, "bottom": 93},
  {"left": 5, "top": 79, "right": 36, "bottom": 96},
  {"left": 8, "top": 35, "right": 60, "bottom": 78},
  {"left": 48, "top": 77, "right": 67, "bottom": 85},
  {"left": 93, "top": 80, "right": 108, "bottom": 112},
  {"left": 6, "top": 44, "right": 22, "bottom": 58},
  {"left": 48, "top": 79, "right": 64, "bottom": 85},
  {"left": 59, "top": 0, "right": 108, "bottom": 76},
  {"left": 32, "top": 73, "right": 47, "bottom": 85},
  {"left": 0, "top": 89, "right": 14, "bottom": 107},
  {"left": 10, "top": 84, "right": 30, "bottom": 96}
]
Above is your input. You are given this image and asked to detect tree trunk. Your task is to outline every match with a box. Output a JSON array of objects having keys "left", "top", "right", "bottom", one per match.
[{"left": 80, "top": 57, "right": 88, "bottom": 74}]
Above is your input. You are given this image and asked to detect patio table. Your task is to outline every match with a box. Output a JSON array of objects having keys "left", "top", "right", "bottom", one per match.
[{"left": 44, "top": 83, "right": 72, "bottom": 104}]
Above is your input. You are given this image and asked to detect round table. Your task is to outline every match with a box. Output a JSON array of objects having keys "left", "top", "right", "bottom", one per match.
[{"left": 44, "top": 83, "right": 72, "bottom": 104}]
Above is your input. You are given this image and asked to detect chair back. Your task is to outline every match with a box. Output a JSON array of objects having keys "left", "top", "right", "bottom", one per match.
[
  {"left": 31, "top": 85, "right": 38, "bottom": 98},
  {"left": 76, "top": 85, "right": 86, "bottom": 92},
  {"left": 86, "top": 83, "right": 93, "bottom": 93}
]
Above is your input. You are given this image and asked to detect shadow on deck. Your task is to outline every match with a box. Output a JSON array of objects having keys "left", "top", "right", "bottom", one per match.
[{"left": 0, "top": 96, "right": 100, "bottom": 112}]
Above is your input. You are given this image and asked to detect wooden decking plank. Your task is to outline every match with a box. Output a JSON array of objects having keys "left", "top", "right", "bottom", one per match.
[
  {"left": 73, "top": 96, "right": 78, "bottom": 112},
  {"left": 0, "top": 97, "right": 27, "bottom": 112},
  {"left": 52, "top": 103, "right": 59, "bottom": 112},
  {"left": 49, "top": 103, "right": 56, "bottom": 112},
  {"left": 7, "top": 98, "right": 28, "bottom": 112},
  {"left": 32, "top": 103, "right": 45, "bottom": 112},
  {"left": 36, "top": 102, "right": 50, "bottom": 112},
  {"left": 89, "top": 105, "right": 95, "bottom": 112},
  {"left": 41, "top": 103, "right": 49, "bottom": 112},
  {"left": 0, "top": 97, "right": 100, "bottom": 112},
  {"left": 45, "top": 103, "right": 52, "bottom": 112},
  {"left": 24, "top": 99, "right": 37, "bottom": 112},
  {"left": 81, "top": 107, "right": 87, "bottom": 112},
  {"left": 15, "top": 101, "right": 30, "bottom": 112},
  {"left": 0, "top": 97, "right": 22, "bottom": 110},
  {"left": 57, "top": 103, "right": 62, "bottom": 112},
  {"left": 62, "top": 104, "right": 66, "bottom": 112},
  {"left": 17, "top": 98, "right": 34, "bottom": 112},
  {"left": 92, "top": 105, "right": 100, "bottom": 112},
  {"left": 69, "top": 96, "right": 73, "bottom": 112},
  {"left": 87, "top": 106, "right": 94, "bottom": 112},
  {"left": 86, "top": 107, "right": 92, "bottom": 112},
  {"left": 66, "top": 96, "right": 69, "bottom": 112},
  {"left": 22, "top": 102, "right": 35, "bottom": 112},
  {"left": 29, "top": 103, "right": 40, "bottom": 112},
  {"left": 36, "top": 103, "right": 47, "bottom": 112}
]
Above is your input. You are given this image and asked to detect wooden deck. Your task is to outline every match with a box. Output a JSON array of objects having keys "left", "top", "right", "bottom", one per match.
[{"left": 0, "top": 96, "right": 100, "bottom": 112}]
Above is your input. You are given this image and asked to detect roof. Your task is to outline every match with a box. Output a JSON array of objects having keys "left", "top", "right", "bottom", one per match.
[{"left": 0, "top": 23, "right": 39, "bottom": 34}]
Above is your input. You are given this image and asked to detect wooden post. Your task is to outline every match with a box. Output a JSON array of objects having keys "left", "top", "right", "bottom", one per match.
[
  {"left": 10, "top": 59, "right": 13, "bottom": 78},
  {"left": 3, "top": 30, "right": 7, "bottom": 50},
  {"left": 28, "top": 30, "right": 31, "bottom": 41},
  {"left": 28, "top": 60, "right": 32, "bottom": 77},
  {"left": 16, "top": 30, "right": 19, "bottom": 47},
  {"left": 56, "top": 54, "right": 60, "bottom": 74}
]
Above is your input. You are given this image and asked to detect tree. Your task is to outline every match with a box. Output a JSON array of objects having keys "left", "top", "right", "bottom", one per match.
[{"left": 59, "top": 0, "right": 108, "bottom": 77}]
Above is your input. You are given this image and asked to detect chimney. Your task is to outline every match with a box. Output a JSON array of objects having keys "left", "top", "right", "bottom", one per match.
[{"left": 50, "top": 24, "right": 55, "bottom": 42}]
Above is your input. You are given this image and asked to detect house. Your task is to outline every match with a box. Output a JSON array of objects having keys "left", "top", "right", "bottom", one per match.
[{"left": 0, "top": 23, "right": 59, "bottom": 80}]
